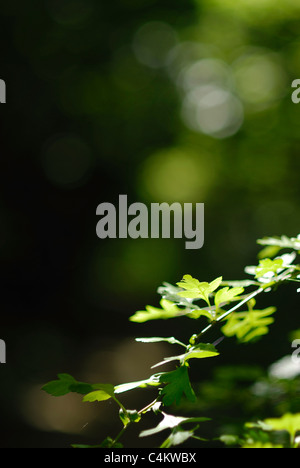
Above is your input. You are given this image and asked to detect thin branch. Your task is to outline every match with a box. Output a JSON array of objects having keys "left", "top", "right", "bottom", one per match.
[
  {"left": 195, "top": 287, "right": 264, "bottom": 342},
  {"left": 112, "top": 425, "right": 128, "bottom": 446},
  {"left": 138, "top": 398, "right": 160, "bottom": 415}
]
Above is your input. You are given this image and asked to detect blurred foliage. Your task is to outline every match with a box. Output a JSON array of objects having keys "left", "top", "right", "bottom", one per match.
[{"left": 0, "top": 0, "right": 300, "bottom": 447}]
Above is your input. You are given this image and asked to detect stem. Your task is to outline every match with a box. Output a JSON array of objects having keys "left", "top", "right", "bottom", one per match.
[
  {"left": 110, "top": 397, "right": 134, "bottom": 447},
  {"left": 112, "top": 425, "right": 128, "bottom": 446},
  {"left": 195, "top": 287, "right": 264, "bottom": 342},
  {"left": 111, "top": 396, "right": 160, "bottom": 447},
  {"left": 138, "top": 398, "right": 159, "bottom": 415},
  {"left": 216, "top": 287, "right": 264, "bottom": 322},
  {"left": 113, "top": 395, "right": 130, "bottom": 421},
  {"left": 195, "top": 267, "right": 295, "bottom": 343},
  {"left": 111, "top": 398, "right": 161, "bottom": 447}
]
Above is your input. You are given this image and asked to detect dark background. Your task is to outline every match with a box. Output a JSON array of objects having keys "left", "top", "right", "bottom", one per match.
[{"left": 0, "top": 0, "right": 299, "bottom": 448}]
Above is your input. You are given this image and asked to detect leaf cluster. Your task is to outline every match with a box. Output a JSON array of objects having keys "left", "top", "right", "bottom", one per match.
[
  {"left": 221, "top": 413, "right": 300, "bottom": 448},
  {"left": 43, "top": 233, "right": 300, "bottom": 448}
]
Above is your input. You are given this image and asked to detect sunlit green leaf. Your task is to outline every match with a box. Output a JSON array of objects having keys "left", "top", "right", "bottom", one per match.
[
  {"left": 222, "top": 307, "right": 276, "bottom": 343},
  {"left": 157, "top": 282, "right": 198, "bottom": 308},
  {"left": 257, "top": 235, "right": 300, "bottom": 252},
  {"left": 152, "top": 343, "right": 219, "bottom": 368},
  {"left": 160, "top": 429, "right": 195, "bottom": 448},
  {"left": 129, "top": 299, "right": 185, "bottom": 323},
  {"left": 186, "top": 309, "right": 214, "bottom": 320},
  {"left": 157, "top": 282, "right": 213, "bottom": 319},
  {"left": 114, "top": 374, "right": 161, "bottom": 394},
  {"left": 258, "top": 245, "right": 282, "bottom": 260},
  {"left": 215, "top": 286, "right": 244, "bottom": 310},
  {"left": 255, "top": 258, "right": 284, "bottom": 279},
  {"left": 177, "top": 275, "right": 222, "bottom": 304},
  {"left": 136, "top": 336, "right": 186, "bottom": 347},
  {"left": 183, "top": 343, "right": 219, "bottom": 362},
  {"left": 140, "top": 411, "right": 210, "bottom": 437},
  {"left": 82, "top": 384, "right": 115, "bottom": 403},
  {"left": 263, "top": 413, "right": 300, "bottom": 444},
  {"left": 221, "top": 280, "right": 258, "bottom": 288}
]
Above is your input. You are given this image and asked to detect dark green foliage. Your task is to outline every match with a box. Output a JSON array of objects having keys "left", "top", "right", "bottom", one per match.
[{"left": 159, "top": 366, "right": 196, "bottom": 406}]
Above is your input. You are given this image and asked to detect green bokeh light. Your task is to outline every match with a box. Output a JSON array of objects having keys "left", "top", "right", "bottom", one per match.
[{"left": 137, "top": 146, "right": 219, "bottom": 203}]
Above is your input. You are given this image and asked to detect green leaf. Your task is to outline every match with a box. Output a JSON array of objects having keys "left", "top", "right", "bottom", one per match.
[
  {"left": 157, "top": 282, "right": 197, "bottom": 308},
  {"left": 176, "top": 275, "right": 204, "bottom": 297},
  {"left": 221, "top": 306, "right": 276, "bottom": 343},
  {"left": 177, "top": 275, "right": 222, "bottom": 304},
  {"left": 186, "top": 308, "right": 214, "bottom": 321},
  {"left": 129, "top": 299, "right": 184, "bottom": 323},
  {"left": 255, "top": 258, "right": 284, "bottom": 279},
  {"left": 82, "top": 384, "right": 115, "bottom": 403},
  {"left": 245, "top": 420, "right": 274, "bottom": 432},
  {"left": 214, "top": 286, "right": 244, "bottom": 310},
  {"left": 42, "top": 374, "right": 115, "bottom": 398},
  {"left": 42, "top": 374, "right": 76, "bottom": 397},
  {"left": 183, "top": 343, "right": 219, "bottom": 362},
  {"left": 136, "top": 336, "right": 186, "bottom": 347},
  {"left": 42, "top": 374, "right": 94, "bottom": 397},
  {"left": 160, "top": 429, "right": 195, "bottom": 448},
  {"left": 99, "top": 437, "right": 123, "bottom": 448},
  {"left": 221, "top": 280, "right": 258, "bottom": 288},
  {"left": 257, "top": 235, "right": 300, "bottom": 252},
  {"left": 69, "top": 382, "right": 96, "bottom": 394},
  {"left": 258, "top": 245, "right": 283, "bottom": 260},
  {"left": 114, "top": 374, "right": 162, "bottom": 394},
  {"left": 140, "top": 411, "right": 210, "bottom": 438},
  {"left": 119, "top": 409, "right": 141, "bottom": 427},
  {"left": 219, "top": 434, "right": 241, "bottom": 446},
  {"left": 159, "top": 366, "right": 196, "bottom": 406},
  {"left": 263, "top": 413, "right": 300, "bottom": 444},
  {"left": 157, "top": 282, "right": 213, "bottom": 320},
  {"left": 152, "top": 343, "right": 219, "bottom": 368}
]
